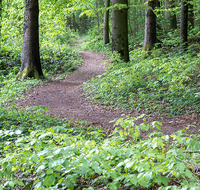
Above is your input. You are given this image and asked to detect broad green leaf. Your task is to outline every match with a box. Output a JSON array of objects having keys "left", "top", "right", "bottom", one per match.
[
  {"left": 15, "top": 129, "right": 22, "bottom": 135},
  {"left": 15, "top": 180, "right": 25, "bottom": 186},
  {"left": 185, "top": 169, "right": 193, "bottom": 178},
  {"left": 8, "top": 181, "right": 16, "bottom": 187},
  {"left": 34, "top": 181, "right": 42, "bottom": 189},
  {"left": 176, "top": 162, "right": 186, "bottom": 171},
  {"left": 125, "top": 161, "right": 134, "bottom": 169},
  {"left": 91, "top": 161, "right": 99, "bottom": 170},
  {"left": 67, "top": 181, "right": 74, "bottom": 190},
  {"left": 144, "top": 171, "right": 153, "bottom": 181},
  {"left": 39, "top": 132, "right": 52, "bottom": 139},
  {"left": 48, "top": 159, "right": 64, "bottom": 168},
  {"left": 138, "top": 178, "right": 148, "bottom": 187},
  {"left": 36, "top": 165, "right": 46, "bottom": 173},
  {"left": 108, "top": 183, "right": 118, "bottom": 190},
  {"left": 130, "top": 174, "right": 137, "bottom": 185},
  {"left": 43, "top": 175, "right": 56, "bottom": 187},
  {"left": 154, "top": 176, "right": 169, "bottom": 186},
  {"left": 31, "top": 154, "right": 39, "bottom": 163}
]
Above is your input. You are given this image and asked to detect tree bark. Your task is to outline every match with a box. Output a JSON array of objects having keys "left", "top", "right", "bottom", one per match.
[
  {"left": 188, "top": 0, "right": 194, "bottom": 30},
  {"left": 112, "top": 0, "right": 129, "bottom": 62},
  {"left": 96, "top": 2, "right": 100, "bottom": 33},
  {"left": 170, "top": 0, "right": 177, "bottom": 30},
  {"left": 143, "top": 0, "right": 157, "bottom": 51},
  {"left": 180, "top": 0, "right": 188, "bottom": 49},
  {"left": 103, "top": 0, "right": 110, "bottom": 44},
  {"left": 0, "top": 0, "right": 2, "bottom": 46},
  {"left": 127, "top": 0, "right": 133, "bottom": 35},
  {"left": 17, "top": 0, "right": 43, "bottom": 80},
  {"left": 164, "top": 0, "right": 177, "bottom": 31}
]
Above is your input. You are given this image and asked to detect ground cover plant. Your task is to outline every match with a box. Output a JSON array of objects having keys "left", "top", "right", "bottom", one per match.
[
  {"left": 0, "top": 112, "right": 200, "bottom": 189},
  {"left": 77, "top": 29, "right": 112, "bottom": 56},
  {"left": 1, "top": 53, "right": 200, "bottom": 189},
  {"left": 84, "top": 42, "right": 200, "bottom": 116},
  {"left": 1, "top": 1, "right": 200, "bottom": 189}
]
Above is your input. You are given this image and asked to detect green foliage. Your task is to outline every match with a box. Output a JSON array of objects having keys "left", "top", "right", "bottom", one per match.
[
  {"left": 0, "top": 114, "right": 199, "bottom": 189},
  {"left": 40, "top": 44, "right": 82, "bottom": 78},
  {"left": 1, "top": 68, "right": 199, "bottom": 189},
  {"left": 78, "top": 29, "right": 112, "bottom": 56},
  {"left": 84, "top": 46, "right": 200, "bottom": 115},
  {"left": 1, "top": 1, "right": 200, "bottom": 189},
  {"left": 0, "top": 72, "right": 41, "bottom": 104},
  {"left": 0, "top": 0, "right": 81, "bottom": 77}
]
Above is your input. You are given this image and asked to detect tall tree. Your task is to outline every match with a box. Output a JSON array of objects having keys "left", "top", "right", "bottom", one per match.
[
  {"left": 169, "top": 0, "right": 177, "bottom": 30},
  {"left": 143, "top": 0, "right": 157, "bottom": 51},
  {"left": 103, "top": 0, "right": 110, "bottom": 44},
  {"left": 16, "top": 0, "right": 43, "bottom": 80},
  {"left": 188, "top": 0, "right": 194, "bottom": 29},
  {"left": 96, "top": 0, "right": 104, "bottom": 34},
  {"left": 180, "top": 0, "right": 188, "bottom": 49},
  {"left": 0, "top": 0, "right": 2, "bottom": 45},
  {"left": 112, "top": 0, "right": 129, "bottom": 62},
  {"left": 164, "top": 0, "right": 177, "bottom": 31}
]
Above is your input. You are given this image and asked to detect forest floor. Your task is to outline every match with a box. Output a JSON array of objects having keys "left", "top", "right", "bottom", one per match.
[{"left": 16, "top": 39, "right": 200, "bottom": 135}]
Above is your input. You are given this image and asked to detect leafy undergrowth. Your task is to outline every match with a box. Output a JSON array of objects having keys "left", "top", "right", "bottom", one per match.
[
  {"left": 0, "top": 43, "right": 82, "bottom": 79},
  {"left": 84, "top": 46, "right": 200, "bottom": 116},
  {"left": 0, "top": 111, "right": 200, "bottom": 190},
  {"left": 77, "top": 30, "right": 112, "bottom": 56},
  {"left": 0, "top": 71, "right": 41, "bottom": 104},
  {"left": 41, "top": 44, "right": 82, "bottom": 79},
  {"left": 0, "top": 69, "right": 199, "bottom": 190}
]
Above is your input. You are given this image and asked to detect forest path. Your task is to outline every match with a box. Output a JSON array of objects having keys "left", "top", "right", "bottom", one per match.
[
  {"left": 16, "top": 46, "right": 126, "bottom": 131},
  {"left": 16, "top": 40, "right": 200, "bottom": 134}
]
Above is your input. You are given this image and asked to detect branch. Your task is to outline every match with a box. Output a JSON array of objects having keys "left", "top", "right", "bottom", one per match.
[{"left": 183, "top": 150, "right": 200, "bottom": 153}]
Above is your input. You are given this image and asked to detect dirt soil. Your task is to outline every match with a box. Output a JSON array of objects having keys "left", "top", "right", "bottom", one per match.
[{"left": 16, "top": 41, "right": 200, "bottom": 135}]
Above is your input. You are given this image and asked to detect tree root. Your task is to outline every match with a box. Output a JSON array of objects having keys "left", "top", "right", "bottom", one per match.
[{"left": 16, "top": 65, "right": 40, "bottom": 80}]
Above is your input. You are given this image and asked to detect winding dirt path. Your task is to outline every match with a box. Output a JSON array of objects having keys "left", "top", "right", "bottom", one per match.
[
  {"left": 16, "top": 50, "right": 126, "bottom": 131},
  {"left": 16, "top": 43, "right": 200, "bottom": 134}
]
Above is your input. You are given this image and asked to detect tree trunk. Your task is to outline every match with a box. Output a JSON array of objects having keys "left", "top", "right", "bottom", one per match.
[
  {"left": 112, "top": 0, "right": 129, "bottom": 62},
  {"left": 96, "top": 2, "right": 100, "bottom": 33},
  {"left": 164, "top": 0, "right": 177, "bottom": 31},
  {"left": 170, "top": 0, "right": 177, "bottom": 30},
  {"left": 155, "top": 0, "right": 162, "bottom": 35},
  {"left": 67, "top": 16, "right": 72, "bottom": 30},
  {"left": 188, "top": 0, "right": 194, "bottom": 30},
  {"left": 103, "top": 0, "right": 110, "bottom": 44},
  {"left": 72, "top": 13, "right": 78, "bottom": 31},
  {"left": 180, "top": 0, "right": 188, "bottom": 49},
  {"left": 143, "top": 0, "right": 156, "bottom": 51},
  {"left": 127, "top": 0, "right": 133, "bottom": 36},
  {"left": 0, "top": 0, "right": 2, "bottom": 47},
  {"left": 16, "top": 0, "right": 43, "bottom": 80}
]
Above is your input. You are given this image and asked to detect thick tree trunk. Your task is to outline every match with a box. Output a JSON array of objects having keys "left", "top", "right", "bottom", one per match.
[
  {"left": 143, "top": 0, "right": 156, "bottom": 51},
  {"left": 17, "top": 0, "right": 43, "bottom": 80},
  {"left": 103, "top": 0, "right": 110, "bottom": 44},
  {"left": 112, "top": 0, "right": 129, "bottom": 62},
  {"left": 180, "top": 0, "right": 188, "bottom": 49}
]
